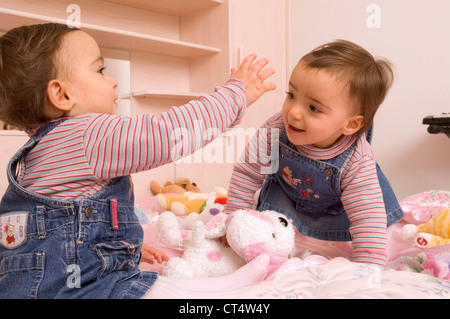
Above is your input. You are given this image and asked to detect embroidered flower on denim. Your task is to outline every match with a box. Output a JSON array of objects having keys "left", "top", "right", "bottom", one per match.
[
  {"left": 299, "top": 188, "right": 320, "bottom": 200},
  {"left": 281, "top": 166, "right": 301, "bottom": 188}
]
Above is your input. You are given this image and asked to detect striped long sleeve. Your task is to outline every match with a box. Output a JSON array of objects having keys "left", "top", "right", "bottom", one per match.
[
  {"left": 340, "top": 140, "right": 387, "bottom": 266},
  {"left": 226, "top": 113, "right": 284, "bottom": 211},
  {"left": 19, "top": 79, "right": 246, "bottom": 199}
]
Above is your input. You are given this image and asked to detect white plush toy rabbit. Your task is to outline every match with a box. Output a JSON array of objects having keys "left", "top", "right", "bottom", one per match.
[{"left": 156, "top": 208, "right": 295, "bottom": 278}]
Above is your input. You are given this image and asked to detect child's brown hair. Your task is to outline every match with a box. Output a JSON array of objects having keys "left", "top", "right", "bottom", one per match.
[
  {"left": 300, "top": 39, "right": 394, "bottom": 135},
  {"left": 0, "top": 23, "right": 77, "bottom": 129}
]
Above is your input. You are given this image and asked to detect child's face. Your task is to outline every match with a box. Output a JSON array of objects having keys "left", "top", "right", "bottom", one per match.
[
  {"left": 282, "top": 62, "right": 362, "bottom": 149},
  {"left": 56, "top": 31, "right": 118, "bottom": 116}
]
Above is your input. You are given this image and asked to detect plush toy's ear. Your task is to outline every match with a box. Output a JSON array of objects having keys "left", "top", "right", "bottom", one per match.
[
  {"left": 157, "top": 211, "right": 188, "bottom": 247},
  {"left": 417, "top": 208, "right": 450, "bottom": 239},
  {"left": 204, "top": 212, "right": 234, "bottom": 238},
  {"left": 150, "top": 181, "right": 161, "bottom": 195}
]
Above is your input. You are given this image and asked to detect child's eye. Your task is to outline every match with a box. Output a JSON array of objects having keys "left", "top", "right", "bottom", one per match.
[
  {"left": 309, "top": 105, "right": 321, "bottom": 113},
  {"left": 285, "top": 91, "right": 295, "bottom": 99},
  {"left": 98, "top": 66, "right": 107, "bottom": 75}
]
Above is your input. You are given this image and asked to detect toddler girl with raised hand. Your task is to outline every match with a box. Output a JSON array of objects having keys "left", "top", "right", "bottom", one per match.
[
  {"left": 226, "top": 40, "right": 404, "bottom": 267},
  {"left": 0, "top": 23, "right": 275, "bottom": 298}
]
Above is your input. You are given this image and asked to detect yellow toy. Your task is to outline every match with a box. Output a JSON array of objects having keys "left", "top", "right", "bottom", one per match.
[
  {"left": 155, "top": 187, "right": 227, "bottom": 216},
  {"left": 402, "top": 208, "right": 450, "bottom": 248}
]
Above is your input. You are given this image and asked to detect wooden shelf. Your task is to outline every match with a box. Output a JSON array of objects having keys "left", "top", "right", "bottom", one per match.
[
  {"left": 119, "top": 91, "right": 205, "bottom": 101},
  {"left": 0, "top": 7, "right": 220, "bottom": 58},
  {"left": 132, "top": 90, "right": 204, "bottom": 99},
  {"left": 103, "top": 0, "right": 223, "bottom": 16}
]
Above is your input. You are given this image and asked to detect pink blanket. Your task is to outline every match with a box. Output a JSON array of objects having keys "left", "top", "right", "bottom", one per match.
[{"left": 138, "top": 190, "right": 450, "bottom": 298}]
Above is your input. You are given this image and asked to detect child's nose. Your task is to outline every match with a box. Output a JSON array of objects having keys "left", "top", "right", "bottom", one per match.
[
  {"left": 289, "top": 105, "right": 303, "bottom": 120},
  {"left": 107, "top": 75, "right": 118, "bottom": 88},
  {"left": 112, "top": 77, "right": 118, "bottom": 89}
]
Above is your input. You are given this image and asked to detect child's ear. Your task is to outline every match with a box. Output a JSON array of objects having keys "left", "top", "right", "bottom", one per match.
[
  {"left": 46, "top": 79, "right": 74, "bottom": 113},
  {"left": 342, "top": 115, "right": 364, "bottom": 136}
]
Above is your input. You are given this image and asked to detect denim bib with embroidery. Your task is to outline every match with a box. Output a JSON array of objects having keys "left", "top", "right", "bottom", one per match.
[{"left": 257, "top": 128, "right": 404, "bottom": 241}]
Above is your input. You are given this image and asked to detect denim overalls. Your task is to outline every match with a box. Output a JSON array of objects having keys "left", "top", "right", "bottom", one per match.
[
  {"left": 257, "top": 128, "right": 404, "bottom": 241},
  {"left": 0, "top": 120, "right": 157, "bottom": 299}
]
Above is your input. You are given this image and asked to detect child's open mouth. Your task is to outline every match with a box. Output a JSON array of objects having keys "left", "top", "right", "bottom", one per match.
[{"left": 288, "top": 124, "right": 305, "bottom": 133}]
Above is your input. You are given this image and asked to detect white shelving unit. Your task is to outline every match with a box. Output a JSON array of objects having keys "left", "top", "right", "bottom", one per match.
[{"left": 0, "top": 8, "right": 220, "bottom": 57}]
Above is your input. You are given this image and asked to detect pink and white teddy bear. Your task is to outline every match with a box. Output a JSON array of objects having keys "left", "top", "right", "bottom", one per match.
[{"left": 156, "top": 207, "right": 295, "bottom": 278}]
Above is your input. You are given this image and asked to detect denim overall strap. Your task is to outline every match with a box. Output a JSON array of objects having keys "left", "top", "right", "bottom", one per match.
[
  {"left": 6, "top": 120, "right": 67, "bottom": 188},
  {"left": 1, "top": 119, "right": 70, "bottom": 212},
  {"left": 257, "top": 128, "right": 404, "bottom": 241},
  {"left": 0, "top": 120, "right": 157, "bottom": 299}
]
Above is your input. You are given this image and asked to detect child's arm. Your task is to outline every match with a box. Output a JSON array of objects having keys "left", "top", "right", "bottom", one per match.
[
  {"left": 341, "top": 153, "right": 388, "bottom": 267},
  {"left": 81, "top": 55, "right": 275, "bottom": 178},
  {"left": 225, "top": 112, "right": 284, "bottom": 212}
]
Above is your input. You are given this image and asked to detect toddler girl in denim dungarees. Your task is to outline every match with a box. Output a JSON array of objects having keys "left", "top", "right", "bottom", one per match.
[
  {"left": 0, "top": 23, "right": 276, "bottom": 298},
  {"left": 226, "top": 40, "right": 404, "bottom": 267}
]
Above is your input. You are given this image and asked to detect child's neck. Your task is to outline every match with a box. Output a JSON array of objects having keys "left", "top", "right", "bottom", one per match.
[{"left": 295, "top": 134, "right": 356, "bottom": 160}]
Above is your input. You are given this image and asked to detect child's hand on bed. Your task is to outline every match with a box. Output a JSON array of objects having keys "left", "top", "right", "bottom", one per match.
[
  {"left": 141, "top": 244, "right": 169, "bottom": 264},
  {"left": 230, "top": 53, "right": 276, "bottom": 107}
]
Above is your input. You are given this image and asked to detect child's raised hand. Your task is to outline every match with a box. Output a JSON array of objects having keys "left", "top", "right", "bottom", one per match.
[
  {"left": 141, "top": 244, "right": 169, "bottom": 264},
  {"left": 230, "top": 54, "right": 276, "bottom": 107}
]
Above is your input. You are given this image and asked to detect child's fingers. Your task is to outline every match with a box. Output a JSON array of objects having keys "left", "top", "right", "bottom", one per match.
[
  {"left": 156, "top": 252, "right": 169, "bottom": 263},
  {"left": 258, "top": 67, "right": 275, "bottom": 81},
  {"left": 250, "top": 57, "right": 269, "bottom": 73},
  {"left": 239, "top": 53, "right": 257, "bottom": 70},
  {"left": 142, "top": 254, "right": 155, "bottom": 264},
  {"left": 141, "top": 244, "right": 170, "bottom": 264}
]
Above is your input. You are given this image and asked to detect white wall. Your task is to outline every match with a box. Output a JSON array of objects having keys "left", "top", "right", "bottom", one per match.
[{"left": 289, "top": 0, "right": 450, "bottom": 199}]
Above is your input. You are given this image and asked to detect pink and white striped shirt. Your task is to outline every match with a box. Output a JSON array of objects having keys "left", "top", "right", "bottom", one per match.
[
  {"left": 18, "top": 79, "right": 246, "bottom": 199},
  {"left": 226, "top": 112, "right": 388, "bottom": 266}
]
